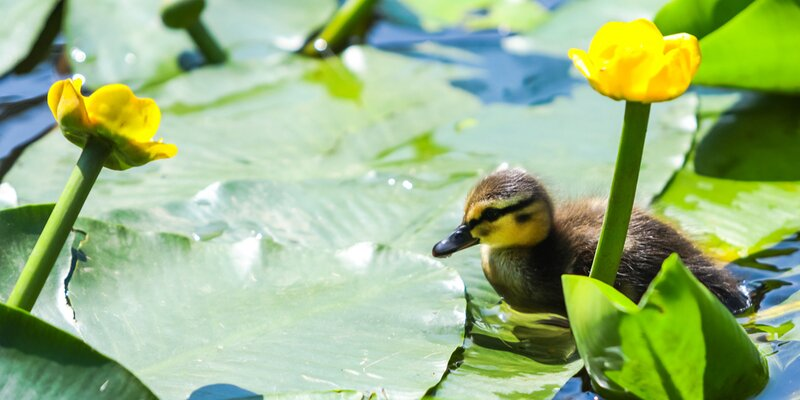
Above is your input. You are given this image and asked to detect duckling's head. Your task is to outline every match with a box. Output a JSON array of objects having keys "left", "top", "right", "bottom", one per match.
[{"left": 432, "top": 168, "right": 554, "bottom": 257}]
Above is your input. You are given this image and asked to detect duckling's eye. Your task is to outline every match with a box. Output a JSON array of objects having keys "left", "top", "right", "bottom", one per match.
[{"left": 482, "top": 208, "right": 502, "bottom": 222}]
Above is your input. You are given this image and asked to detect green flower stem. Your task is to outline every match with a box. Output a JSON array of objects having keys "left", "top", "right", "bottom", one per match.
[
  {"left": 187, "top": 20, "right": 226, "bottom": 64},
  {"left": 589, "top": 101, "right": 652, "bottom": 285},
  {"left": 302, "top": 0, "right": 377, "bottom": 57},
  {"left": 7, "top": 138, "right": 110, "bottom": 312}
]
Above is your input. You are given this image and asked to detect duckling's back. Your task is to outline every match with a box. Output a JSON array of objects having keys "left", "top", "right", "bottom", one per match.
[{"left": 555, "top": 199, "right": 748, "bottom": 312}]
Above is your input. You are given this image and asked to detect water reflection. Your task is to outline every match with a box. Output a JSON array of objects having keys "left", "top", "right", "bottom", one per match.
[
  {"left": 471, "top": 302, "right": 576, "bottom": 364},
  {"left": 729, "top": 233, "right": 800, "bottom": 399},
  {"left": 367, "top": 22, "right": 578, "bottom": 106},
  {"left": 0, "top": 41, "right": 66, "bottom": 179}
]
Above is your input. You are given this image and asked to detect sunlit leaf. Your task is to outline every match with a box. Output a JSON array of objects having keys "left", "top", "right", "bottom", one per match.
[
  {"left": 5, "top": 49, "right": 696, "bottom": 218},
  {"left": 564, "top": 254, "right": 768, "bottom": 399},
  {"left": 653, "top": 92, "right": 800, "bottom": 260},
  {"left": 379, "top": 0, "right": 548, "bottom": 33},
  {"left": 0, "top": 302, "right": 156, "bottom": 400},
  {"left": 0, "top": 205, "right": 466, "bottom": 399},
  {"left": 65, "top": 0, "right": 337, "bottom": 88},
  {"left": 0, "top": 0, "right": 59, "bottom": 76}
]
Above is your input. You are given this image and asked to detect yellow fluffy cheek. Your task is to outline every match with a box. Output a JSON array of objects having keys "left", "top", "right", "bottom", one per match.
[{"left": 474, "top": 216, "right": 550, "bottom": 248}]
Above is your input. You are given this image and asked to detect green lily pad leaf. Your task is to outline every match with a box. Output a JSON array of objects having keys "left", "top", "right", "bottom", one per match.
[
  {"left": 0, "top": 302, "right": 157, "bottom": 400},
  {"left": 563, "top": 254, "right": 768, "bottom": 399},
  {"left": 100, "top": 176, "right": 586, "bottom": 398},
  {"left": 655, "top": 0, "right": 800, "bottom": 92},
  {"left": 5, "top": 48, "right": 480, "bottom": 212},
  {"left": 380, "top": 0, "right": 548, "bottom": 33},
  {"left": 654, "top": 0, "right": 754, "bottom": 40},
  {"left": 4, "top": 48, "right": 697, "bottom": 217},
  {"left": 426, "top": 340, "right": 582, "bottom": 400},
  {"left": 65, "top": 0, "right": 337, "bottom": 88},
  {"left": 653, "top": 92, "right": 800, "bottom": 260},
  {"left": 692, "top": 93, "right": 800, "bottom": 182},
  {"left": 655, "top": 169, "right": 800, "bottom": 261},
  {"left": 102, "top": 177, "right": 473, "bottom": 250},
  {"left": 0, "top": 204, "right": 78, "bottom": 335},
  {"left": 426, "top": 300, "right": 582, "bottom": 400},
  {"left": 0, "top": 205, "right": 466, "bottom": 399},
  {"left": 0, "top": 0, "right": 59, "bottom": 76}
]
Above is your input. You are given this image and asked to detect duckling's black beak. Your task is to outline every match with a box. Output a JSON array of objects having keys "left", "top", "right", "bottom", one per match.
[{"left": 432, "top": 224, "right": 479, "bottom": 258}]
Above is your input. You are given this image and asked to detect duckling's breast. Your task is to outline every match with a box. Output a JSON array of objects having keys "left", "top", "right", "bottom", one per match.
[{"left": 480, "top": 245, "right": 566, "bottom": 314}]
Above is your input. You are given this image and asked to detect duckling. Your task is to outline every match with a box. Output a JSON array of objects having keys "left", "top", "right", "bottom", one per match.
[{"left": 432, "top": 168, "right": 748, "bottom": 315}]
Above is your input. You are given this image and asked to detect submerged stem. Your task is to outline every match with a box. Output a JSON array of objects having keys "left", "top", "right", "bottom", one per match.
[
  {"left": 187, "top": 21, "right": 226, "bottom": 64},
  {"left": 7, "top": 138, "right": 110, "bottom": 311},
  {"left": 302, "top": 0, "right": 377, "bottom": 57},
  {"left": 589, "top": 101, "right": 652, "bottom": 285}
]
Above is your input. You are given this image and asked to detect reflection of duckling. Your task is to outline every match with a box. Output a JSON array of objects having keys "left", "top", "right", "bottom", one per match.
[{"left": 432, "top": 168, "right": 747, "bottom": 314}]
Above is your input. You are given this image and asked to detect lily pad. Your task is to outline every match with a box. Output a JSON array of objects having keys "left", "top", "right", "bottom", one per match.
[
  {"left": 692, "top": 93, "right": 800, "bottom": 182},
  {"left": 0, "top": 209, "right": 465, "bottom": 398},
  {"left": 426, "top": 339, "right": 582, "bottom": 400},
  {"left": 5, "top": 48, "right": 697, "bottom": 217},
  {"left": 0, "top": 0, "right": 60, "bottom": 76},
  {"left": 653, "top": 91, "right": 800, "bottom": 260},
  {"left": 0, "top": 302, "right": 156, "bottom": 400},
  {"left": 0, "top": 204, "right": 79, "bottom": 335},
  {"left": 65, "top": 0, "right": 337, "bottom": 88},
  {"left": 0, "top": 205, "right": 466, "bottom": 399},
  {"left": 379, "top": 0, "right": 549, "bottom": 33}
]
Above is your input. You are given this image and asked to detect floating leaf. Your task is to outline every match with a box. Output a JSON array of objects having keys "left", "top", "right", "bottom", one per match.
[
  {"left": 0, "top": 205, "right": 466, "bottom": 399},
  {"left": 5, "top": 48, "right": 697, "bottom": 217},
  {"left": 0, "top": 302, "right": 156, "bottom": 400},
  {"left": 379, "top": 0, "right": 548, "bottom": 33},
  {"left": 692, "top": 93, "right": 800, "bottom": 182},
  {"left": 0, "top": 0, "right": 59, "bottom": 76},
  {"left": 653, "top": 92, "right": 800, "bottom": 260},
  {"left": 65, "top": 0, "right": 337, "bottom": 88},
  {"left": 564, "top": 254, "right": 768, "bottom": 399}
]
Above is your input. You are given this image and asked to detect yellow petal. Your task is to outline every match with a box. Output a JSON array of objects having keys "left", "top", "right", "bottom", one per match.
[
  {"left": 663, "top": 33, "right": 701, "bottom": 75},
  {"left": 104, "top": 139, "right": 178, "bottom": 171},
  {"left": 47, "top": 79, "right": 91, "bottom": 132},
  {"left": 604, "top": 46, "right": 662, "bottom": 101},
  {"left": 46, "top": 80, "right": 65, "bottom": 119},
  {"left": 588, "top": 19, "right": 663, "bottom": 61},
  {"left": 569, "top": 19, "right": 701, "bottom": 103},
  {"left": 84, "top": 84, "right": 161, "bottom": 142},
  {"left": 646, "top": 47, "right": 694, "bottom": 101},
  {"left": 568, "top": 48, "right": 609, "bottom": 97}
]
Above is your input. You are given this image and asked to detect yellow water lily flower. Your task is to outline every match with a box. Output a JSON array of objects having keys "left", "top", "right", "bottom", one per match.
[
  {"left": 568, "top": 19, "right": 700, "bottom": 103},
  {"left": 47, "top": 78, "right": 177, "bottom": 170}
]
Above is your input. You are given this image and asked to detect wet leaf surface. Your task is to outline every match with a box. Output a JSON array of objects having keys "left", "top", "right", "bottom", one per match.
[
  {"left": 65, "top": 0, "right": 337, "bottom": 89},
  {"left": 654, "top": 91, "right": 800, "bottom": 260},
  {"left": 0, "top": 205, "right": 466, "bottom": 399},
  {"left": 0, "top": 0, "right": 60, "bottom": 76}
]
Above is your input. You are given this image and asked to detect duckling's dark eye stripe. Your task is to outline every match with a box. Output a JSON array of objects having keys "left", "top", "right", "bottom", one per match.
[{"left": 468, "top": 197, "right": 536, "bottom": 227}]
